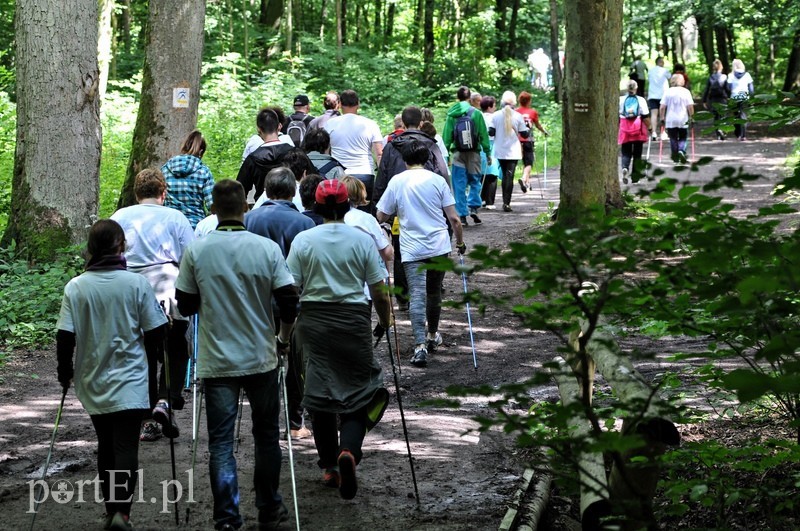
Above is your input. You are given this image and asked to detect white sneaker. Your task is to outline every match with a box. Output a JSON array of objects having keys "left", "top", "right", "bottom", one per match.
[
  {"left": 621, "top": 167, "right": 629, "bottom": 184},
  {"left": 426, "top": 332, "right": 443, "bottom": 352}
]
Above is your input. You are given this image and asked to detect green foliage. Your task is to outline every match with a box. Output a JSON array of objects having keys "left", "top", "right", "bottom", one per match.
[
  {"left": 0, "top": 90, "right": 14, "bottom": 232},
  {"left": 0, "top": 245, "right": 83, "bottom": 349}
]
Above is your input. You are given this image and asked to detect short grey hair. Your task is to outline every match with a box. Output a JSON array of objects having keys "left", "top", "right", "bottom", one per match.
[{"left": 265, "top": 167, "right": 297, "bottom": 200}]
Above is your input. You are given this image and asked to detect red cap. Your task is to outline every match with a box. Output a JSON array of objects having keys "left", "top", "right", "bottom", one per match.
[{"left": 315, "top": 179, "right": 349, "bottom": 205}]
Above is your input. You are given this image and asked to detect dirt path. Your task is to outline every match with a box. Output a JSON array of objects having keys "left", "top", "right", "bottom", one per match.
[{"left": 0, "top": 125, "right": 795, "bottom": 531}]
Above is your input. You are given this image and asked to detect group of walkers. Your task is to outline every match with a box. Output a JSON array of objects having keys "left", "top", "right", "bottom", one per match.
[
  {"left": 618, "top": 55, "right": 755, "bottom": 178},
  {"left": 54, "top": 84, "right": 548, "bottom": 530}
]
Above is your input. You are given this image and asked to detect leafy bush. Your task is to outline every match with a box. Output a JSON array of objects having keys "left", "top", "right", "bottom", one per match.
[
  {"left": 0, "top": 91, "right": 14, "bottom": 232},
  {"left": 0, "top": 245, "right": 83, "bottom": 350}
]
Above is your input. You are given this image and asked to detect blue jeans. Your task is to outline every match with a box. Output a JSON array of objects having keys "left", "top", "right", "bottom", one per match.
[
  {"left": 451, "top": 164, "right": 483, "bottom": 217},
  {"left": 666, "top": 128, "right": 688, "bottom": 160},
  {"left": 205, "top": 371, "right": 282, "bottom": 530},
  {"left": 403, "top": 257, "right": 447, "bottom": 346}
]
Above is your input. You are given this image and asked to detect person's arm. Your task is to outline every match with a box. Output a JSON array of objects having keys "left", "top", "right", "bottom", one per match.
[
  {"left": 56, "top": 329, "right": 75, "bottom": 390},
  {"left": 376, "top": 209, "right": 391, "bottom": 224},
  {"left": 371, "top": 141, "right": 383, "bottom": 170},
  {"left": 368, "top": 280, "right": 392, "bottom": 329},
  {"left": 443, "top": 204, "right": 464, "bottom": 253},
  {"left": 176, "top": 288, "right": 200, "bottom": 317},
  {"left": 273, "top": 284, "right": 299, "bottom": 343},
  {"left": 379, "top": 242, "right": 394, "bottom": 264},
  {"left": 202, "top": 167, "right": 215, "bottom": 214},
  {"left": 473, "top": 111, "right": 491, "bottom": 157}
]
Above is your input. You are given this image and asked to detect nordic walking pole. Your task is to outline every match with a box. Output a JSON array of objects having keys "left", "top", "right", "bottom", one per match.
[
  {"left": 644, "top": 135, "right": 652, "bottom": 179},
  {"left": 690, "top": 121, "right": 696, "bottom": 163},
  {"left": 160, "top": 303, "right": 180, "bottom": 526},
  {"left": 234, "top": 389, "right": 244, "bottom": 453},
  {"left": 542, "top": 134, "right": 548, "bottom": 191},
  {"left": 386, "top": 278, "right": 402, "bottom": 373},
  {"left": 278, "top": 346, "right": 301, "bottom": 531},
  {"left": 658, "top": 125, "right": 664, "bottom": 162},
  {"left": 29, "top": 386, "right": 68, "bottom": 531},
  {"left": 191, "top": 314, "right": 199, "bottom": 441},
  {"left": 186, "top": 380, "right": 204, "bottom": 525},
  {"left": 459, "top": 255, "right": 478, "bottom": 370},
  {"left": 383, "top": 330, "right": 420, "bottom": 504}
]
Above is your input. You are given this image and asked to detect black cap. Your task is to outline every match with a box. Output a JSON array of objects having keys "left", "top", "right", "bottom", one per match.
[{"left": 293, "top": 94, "right": 310, "bottom": 107}]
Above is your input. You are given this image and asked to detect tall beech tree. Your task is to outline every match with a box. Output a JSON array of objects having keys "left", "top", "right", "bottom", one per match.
[
  {"left": 117, "top": 0, "right": 206, "bottom": 208},
  {"left": 3, "top": 0, "right": 101, "bottom": 260}
]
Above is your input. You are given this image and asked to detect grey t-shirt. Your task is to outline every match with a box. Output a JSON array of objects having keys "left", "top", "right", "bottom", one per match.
[{"left": 57, "top": 270, "right": 167, "bottom": 415}]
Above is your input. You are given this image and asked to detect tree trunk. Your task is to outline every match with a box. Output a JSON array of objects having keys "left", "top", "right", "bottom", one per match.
[
  {"left": 558, "top": 0, "right": 624, "bottom": 224},
  {"left": 373, "top": 0, "right": 381, "bottom": 41},
  {"left": 385, "top": 0, "right": 395, "bottom": 42},
  {"left": 783, "top": 26, "right": 800, "bottom": 92},
  {"left": 4, "top": 0, "right": 101, "bottom": 260},
  {"left": 695, "top": 14, "right": 715, "bottom": 69},
  {"left": 117, "top": 0, "right": 206, "bottom": 208},
  {"left": 548, "top": 0, "right": 563, "bottom": 103},
  {"left": 495, "top": 0, "right": 507, "bottom": 62},
  {"left": 320, "top": 0, "right": 328, "bottom": 40},
  {"left": 341, "top": 0, "right": 348, "bottom": 44},
  {"left": 412, "top": 0, "right": 422, "bottom": 46},
  {"left": 354, "top": 0, "right": 361, "bottom": 41},
  {"left": 286, "top": 0, "right": 294, "bottom": 51},
  {"left": 660, "top": 19, "right": 670, "bottom": 59},
  {"left": 98, "top": 0, "right": 114, "bottom": 100},
  {"left": 507, "top": 0, "right": 520, "bottom": 58},
  {"left": 122, "top": 0, "right": 131, "bottom": 54},
  {"left": 422, "top": 0, "right": 434, "bottom": 84},
  {"left": 715, "top": 25, "right": 729, "bottom": 72},
  {"left": 336, "top": 0, "right": 343, "bottom": 61}
]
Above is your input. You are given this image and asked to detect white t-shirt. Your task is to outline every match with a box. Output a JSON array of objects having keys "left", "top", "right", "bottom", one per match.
[
  {"left": 242, "top": 133, "right": 295, "bottom": 162},
  {"left": 57, "top": 270, "right": 167, "bottom": 415},
  {"left": 729, "top": 72, "right": 754, "bottom": 100},
  {"left": 111, "top": 203, "right": 194, "bottom": 268},
  {"left": 194, "top": 214, "right": 218, "bottom": 238},
  {"left": 344, "top": 207, "right": 391, "bottom": 298},
  {"left": 375, "top": 168, "right": 455, "bottom": 262},
  {"left": 176, "top": 229, "right": 295, "bottom": 378},
  {"left": 287, "top": 223, "right": 386, "bottom": 304},
  {"left": 325, "top": 113, "right": 383, "bottom": 174},
  {"left": 491, "top": 109, "right": 529, "bottom": 160},
  {"left": 647, "top": 65, "right": 671, "bottom": 100},
  {"left": 660, "top": 86, "right": 694, "bottom": 129}
]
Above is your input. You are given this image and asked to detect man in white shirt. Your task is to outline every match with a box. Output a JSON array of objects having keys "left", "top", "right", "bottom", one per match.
[
  {"left": 647, "top": 56, "right": 672, "bottom": 140},
  {"left": 324, "top": 90, "right": 383, "bottom": 211}
]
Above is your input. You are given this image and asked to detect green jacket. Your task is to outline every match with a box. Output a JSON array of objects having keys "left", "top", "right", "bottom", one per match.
[{"left": 442, "top": 101, "right": 491, "bottom": 156}]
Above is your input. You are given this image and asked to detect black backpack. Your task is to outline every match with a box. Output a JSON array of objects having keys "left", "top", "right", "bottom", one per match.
[
  {"left": 286, "top": 114, "right": 308, "bottom": 147},
  {"left": 453, "top": 107, "right": 478, "bottom": 152},
  {"left": 708, "top": 73, "right": 728, "bottom": 99},
  {"left": 317, "top": 158, "right": 345, "bottom": 177}
]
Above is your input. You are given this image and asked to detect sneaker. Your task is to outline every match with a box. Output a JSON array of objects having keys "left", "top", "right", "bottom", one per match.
[
  {"left": 678, "top": 150, "right": 687, "bottom": 164},
  {"left": 139, "top": 421, "right": 162, "bottom": 442},
  {"left": 410, "top": 346, "right": 428, "bottom": 367},
  {"left": 518, "top": 179, "right": 528, "bottom": 193},
  {"left": 621, "top": 167, "right": 629, "bottom": 184},
  {"left": 258, "top": 503, "right": 288, "bottom": 530},
  {"left": 152, "top": 401, "right": 179, "bottom": 439},
  {"left": 470, "top": 213, "right": 482, "bottom": 224},
  {"left": 502, "top": 204, "right": 513, "bottom": 212},
  {"left": 108, "top": 512, "right": 133, "bottom": 530},
  {"left": 485, "top": 205, "right": 496, "bottom": 210},
  {"left": 322, "top": 467, "right": 340, "bottom": 488},
  {"left": 426, "top": 332, "right": 443, "bottom": 353},
  {"left": 337, "top": 449, "right": 358, "bottom": 500},
  {"left": 460, "top": 215, "right": 468, "bottom": 226},
  {"left": 289, "top": 426, "right": 313, "bottom": 439},
  {"left": 651, "top": 133, "right": 658, "bottom": 141}
]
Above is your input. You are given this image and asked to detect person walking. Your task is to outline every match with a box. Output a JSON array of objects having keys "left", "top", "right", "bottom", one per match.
[
  {"left": 57, "top": 219, "right": 168, "bottom": 531},
  {"left": 702, "top": 59, "right": 731, "bottom": 141},
  {"left": 324, "top": 90, "right": 383, "bottom": 211},
  {"left": 111, "top": 169, "right": 195, "bottom": 442},
  {"left": 728, "top": 58, "right": 755, "bottom": 141},
  {"left": 489, "top": 91, "right": 530, "bottom": 212},
  {"left": 442, "top": 86, "right": 492, "bottom": 225},
  {"left": 308, "top": 91, "right": 341, "bottom": 130},
  {"left": 237, "top": 108, "right": 293, "bottom": 205},
  {"left": 302, "top": 127, "right": 346, "bottom": 180},
  {"left": 376, "top": 140, "right": 465, "bottom": 367},
  {"left": 659, "top": 74, "right": 695, "bottom": 164},
  {"left": 618, "top": 80, "right": 651, "bottom": 181},
  {"left": 647, "top": 57, "right": 672, "bottom": 140},
  {"left": 630, "top": 56, "right": 648, "bottom": 97},
  {"left": 515, "top": 91, "right": 548, "bottom": 193},
  {"left": 162, "top": 130, "right": 214, "bottom": 229},
  {"left": 479, "top": 96, "right": 501, "bottom": 209},
  {"left": 176, "top": 180, "right": 299, "bottom": 531},
  {"left": 286, "top": 179, "right": 392, "bottom": 500}
]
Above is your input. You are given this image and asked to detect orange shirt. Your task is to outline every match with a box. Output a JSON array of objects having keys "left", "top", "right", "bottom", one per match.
[{"left": 515, "top": 107, "right": 540, "bottom": 143}]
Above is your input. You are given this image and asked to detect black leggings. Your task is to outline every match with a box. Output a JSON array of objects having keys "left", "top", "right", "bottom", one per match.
[
  {"left": 147, "top": 320, "right": 189, "bottom": 412},
  {"left": 499, "top": 160, "right": 519, "bottom": 206},
  {"left": 481, "top": 174, "right": 499, "bottom": 206},
  {"left": 90, "top": 409, "right": 145, "bottom": 516},
  {"left": 310, "top": 406, "right": 368, "bottom": 469}
]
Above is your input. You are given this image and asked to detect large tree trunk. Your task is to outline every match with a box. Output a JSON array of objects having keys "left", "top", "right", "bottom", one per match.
[
  {"left": 422, "top": 0, "right": 434, "bottom": 84},
  {"left": 286, "top": 0, "right": 294, "bottom": 51},
  {"left": 384, "top": 0, "right": 395, "bottom": 43},
  {"left": 715, "top": 25, "right": 730, "bottom": 73},
  {"left": 320, "top": 0, "right": 328, "bottom": 40},
  {"left": 341, "top": 0, "right": 348, "bottom": 44},
  {"left": 783, "top": 26, "right": 800, "bottom": 92},
  {"left": 695, "top": 14, "right": 715, "bottom": 69},
  {"left": 494, "top": 0, "right": 507, "bottom": 62},
  {"left": 117, "top": 0, "right": 206, "bottom": 208},
  {"left": 558, "top": 0, "right": 624, "bottom": 225},
  {"left": 548, "top": 0, "right": 563, "bottom": 103},
  {"left": 4, "top": 0, "right": 101, "bottom": 260},
  {"left": 336, "top": 0, "right": 343, "bottom": 61},
  {"left": 98, "top": 0, "right": 115, "bottom": 100}
]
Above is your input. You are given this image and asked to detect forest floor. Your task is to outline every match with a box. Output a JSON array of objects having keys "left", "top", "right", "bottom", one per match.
[{"left": 1, "top": 122, "right": 798, "bottom": 531}]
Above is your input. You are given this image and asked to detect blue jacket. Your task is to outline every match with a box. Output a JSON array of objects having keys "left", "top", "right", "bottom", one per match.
[{"left": 244, "top": 200, "right": 316, "bottom": 258}]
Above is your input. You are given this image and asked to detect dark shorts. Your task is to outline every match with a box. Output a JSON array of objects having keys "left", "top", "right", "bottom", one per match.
[
  {"left": 521, "top": 142, "right": 534, "bottom": 167},
  {"left": 647, "top": 99, "right": 661, "bottom": 111}
]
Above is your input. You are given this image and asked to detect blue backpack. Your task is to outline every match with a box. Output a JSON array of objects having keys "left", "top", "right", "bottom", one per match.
[
  {"left": 623, "top": 95, "right": 640, "bottom": 119},
  {"left": 453, "top": 107, "right": 478, "bottom": 151}
]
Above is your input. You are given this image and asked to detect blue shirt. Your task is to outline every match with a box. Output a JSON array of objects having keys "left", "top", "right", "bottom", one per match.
[
  {"left": 162, "top": 154, "right": 214, "bottom": 228},
  {"left": 244, "top": 200, "right": 316, "bottom": 258}
]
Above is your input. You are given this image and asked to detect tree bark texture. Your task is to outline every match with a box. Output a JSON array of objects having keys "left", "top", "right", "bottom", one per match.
[
  {"left": 117, "top": 0, "right": 206, "bottom": 208},
  {"left": 422, "top": 0, "right": 434, "bottom": 84},
  {"left": 494, "top": 0, "right": 507, "bottom": 62},
  {"left": 548, "top": 0, "right": 562, "bottom": 103},
  {"left": 695, "top": 14, "right": 715, "bottom": 69},
  {"left": 782, "top": 26, "right": 800, "bottom": 92},
  {"left": 558, "top": 0, "right": 624, "bottom": 224},
  {"left": 715, "top": 25, "right": 730, "bottom": 73},
  {"left": 98, "top": 0, "right": 114, "bottom": 100},
  {"left": 4, "top": 0, "right": 101, "bottom": 259}
]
